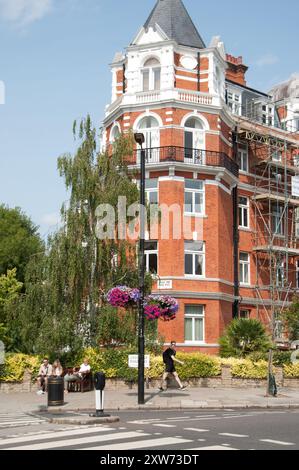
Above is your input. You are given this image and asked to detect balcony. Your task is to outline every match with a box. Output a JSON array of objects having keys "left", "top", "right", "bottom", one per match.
[
  {"left": 128, "top": 146, "right": 239, "bottom": 178},
  {"left": 105, "top": 89, "right": 221, "bottom": 117}
]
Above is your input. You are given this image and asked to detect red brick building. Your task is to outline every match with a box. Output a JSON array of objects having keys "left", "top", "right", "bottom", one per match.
[{"left": 102, "top": 0, "right": 299, "bottom": 353}]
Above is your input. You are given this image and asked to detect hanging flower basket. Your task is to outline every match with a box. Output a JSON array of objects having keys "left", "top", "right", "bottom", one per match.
[
  {"left": 106, "top": 286, "right": 140, "bottom": 308},
  {"left": 144, "top": 295, "right": 178, "bottom": 321}
]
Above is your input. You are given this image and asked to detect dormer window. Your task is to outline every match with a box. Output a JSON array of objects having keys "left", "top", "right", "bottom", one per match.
[{"left": 142, "top": 58, "right": 161, "bottom": 92}]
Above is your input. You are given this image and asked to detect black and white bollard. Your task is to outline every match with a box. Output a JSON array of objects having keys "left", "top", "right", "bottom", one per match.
[{"left": 90, "top": 372, "right": 110, "bottom": 418}]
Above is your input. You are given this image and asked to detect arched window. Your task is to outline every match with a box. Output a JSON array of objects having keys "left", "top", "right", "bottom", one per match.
[
  {"left": 184, "top": 117, "right": 205, "bottom": 163},
  {"left": 137, "top": 115, "right": 160, "bottom": 162},
  {"left": 110, "top": 124, "right": 121, "bottom": 143},
  {"left": 142, "top": 58, "right": 161, "bottom": 92}
]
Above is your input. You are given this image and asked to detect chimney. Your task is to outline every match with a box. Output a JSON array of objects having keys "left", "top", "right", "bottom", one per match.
[{"left": 226, "top": 54, "right": 248, "bottom": 86}]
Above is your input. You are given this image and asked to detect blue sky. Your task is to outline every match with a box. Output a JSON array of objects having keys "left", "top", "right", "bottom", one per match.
[{"left": 0, "top": 0, "right": 298, "bottom": 238}]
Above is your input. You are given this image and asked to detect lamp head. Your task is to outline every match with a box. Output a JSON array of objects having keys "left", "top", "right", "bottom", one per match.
[{"left": 134, "top": 133, "right": 145, "bottom": 146}]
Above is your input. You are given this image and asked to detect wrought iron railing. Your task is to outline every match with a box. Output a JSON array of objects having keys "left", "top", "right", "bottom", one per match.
[{"left": 128, "top": 146, "right": 239, "bottom": 177}]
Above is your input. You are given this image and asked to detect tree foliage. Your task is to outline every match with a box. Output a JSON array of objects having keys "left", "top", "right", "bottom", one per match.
[
  {"left": 0, "top": 205, "right": 44, "bottom": 283},
  {"left": 282, "top": 296, "right": 299, "bottom": 341},
  {"left": 219, "top": 318, "right": 273, "bottom": 358},
  {"left": 13, "top": 116, "right": 156, "bottom": 355}
]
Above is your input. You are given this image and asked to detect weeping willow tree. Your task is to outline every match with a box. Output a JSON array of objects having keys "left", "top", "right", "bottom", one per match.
[{"left": 15, "top": 116, "right": 157, "bottom": 356}]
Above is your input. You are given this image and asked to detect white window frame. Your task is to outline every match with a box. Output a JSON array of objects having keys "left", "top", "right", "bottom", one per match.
[
  {"left": 141, "top": 65, "right": 161, "bottom": 92},
  {"left": 184, "top": 241, "right": 205, "bottom": 278},
  {"left": 272, "top": 205, "right": 284, "bottom": 236},
  {"left": 145, "top": 179, "right": 159, "bottom": 205},
  {"left": 184, "top": 180, "right": 205, "bottom": 216},
  {"left": 261, "top": 103, "right": 274, "bottom": 126},
  {"left": 227, "top": 90, "right": 242, "bottom": 115},
  {"left": 144, "top": 241, "right": 158, "bottom": 274},
  {"left": 239, "top": 196, "right": 250, "bottom": 229},
  {"left": 238, "top": 144, "right": 249, "bottom": 172},
  {"left": 184, "top": 305, "right": 205, "bottom": 344},
  {"left": 239, "top": 252, "right": 250, "bottom": 286},
  {"left": 239, "top": 309, "right": 250, "bottom": 319},
  {"left": 296, "top": 260, "right": 299, "bottom": 289},
  {"left": 276, "top": 261, "right": 285, "bottom": 288}
]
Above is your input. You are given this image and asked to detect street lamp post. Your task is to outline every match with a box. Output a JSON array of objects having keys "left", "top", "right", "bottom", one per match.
[{"left": 134, "top": 132, "right": 146, "bottom": 405}]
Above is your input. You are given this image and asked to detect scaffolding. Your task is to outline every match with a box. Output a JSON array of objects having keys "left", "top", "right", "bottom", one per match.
[{"left": 237, "top": 116, "right": 299, "bottom": 341}]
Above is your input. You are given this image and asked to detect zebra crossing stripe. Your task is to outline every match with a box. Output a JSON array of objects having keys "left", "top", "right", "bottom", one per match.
[
  {"left": 0, "top": 420, "right": 45, "bottom": 427},
  {"left": 5, "top": 431, "right": 149, "bottom": 450},
  {"left": 81, "top": 437, "right": 192, "bottom": 451},
  {"left": 0, "top": 426, "right": 114, "bottom": 447},
  {"left": 189, "top": 445, "right": 238, "bottom": 451}
]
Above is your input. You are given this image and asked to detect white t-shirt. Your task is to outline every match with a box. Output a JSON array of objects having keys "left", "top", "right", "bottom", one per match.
[{"left": 79, "top": 364, "right": 90, "bottom": 373}]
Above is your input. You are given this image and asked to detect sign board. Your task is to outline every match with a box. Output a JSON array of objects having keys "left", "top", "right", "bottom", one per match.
[
  {"left": 292, "top": 176, "right": 299, "bottom": 197},
  {"left": 158, "top": 280, "right": 173, "bottom": 290},
  {"left": 128, "top": 355, "right": 150, "bottom": 369}
]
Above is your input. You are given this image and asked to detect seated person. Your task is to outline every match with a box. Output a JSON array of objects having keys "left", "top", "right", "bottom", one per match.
[
  {"left": 37, "top": 358, "right": 53, "bottom": 395},
  {"left": 64, "top": 358, "right": 91, "bottom": 392},
  {"left": 52, "top": 359, "right": 63, "bottom": 377}
]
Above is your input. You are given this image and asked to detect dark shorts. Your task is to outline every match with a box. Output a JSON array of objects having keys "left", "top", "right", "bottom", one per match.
[{"left": 165, "top": 364, "right": 176, "bottom": 374}]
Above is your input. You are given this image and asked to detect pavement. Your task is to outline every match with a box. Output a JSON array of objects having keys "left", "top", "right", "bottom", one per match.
[{"left": 1, "top": 386, "right": 299, "bottom": 418}]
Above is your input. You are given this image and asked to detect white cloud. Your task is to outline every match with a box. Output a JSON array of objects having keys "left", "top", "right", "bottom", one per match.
[
  {"left": 0, "top": 0, "right": 52, "bottom": 26},
  {"left": 256, "top": 54, "right": 279, "bottom": 67},
  {"left": 40, "top": 212, "right": 61, "bottom": 227}
]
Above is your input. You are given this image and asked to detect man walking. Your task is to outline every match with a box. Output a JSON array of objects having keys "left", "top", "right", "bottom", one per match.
[{"left": 159, "top": 341, "right": 187, "bottom": 391}]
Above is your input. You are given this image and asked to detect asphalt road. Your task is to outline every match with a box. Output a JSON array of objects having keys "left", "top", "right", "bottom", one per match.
[{"left": 0, "top": 409, "right": 298, "bottom": 450}]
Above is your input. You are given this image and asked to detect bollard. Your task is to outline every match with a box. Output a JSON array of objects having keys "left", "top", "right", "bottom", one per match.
[{"left": 90, "top": 372, "right": 110, "bottom": 418}]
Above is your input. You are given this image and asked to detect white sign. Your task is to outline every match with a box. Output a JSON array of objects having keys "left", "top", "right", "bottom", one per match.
[
  {"left": 158, "top": 280, "right": 173, "bottom": 290},
  {"left": 128, "top": 355, "right": 150, "bottom": 369},
  {"left": 292, "top": 176, "right": 299, "bottom": 197}
]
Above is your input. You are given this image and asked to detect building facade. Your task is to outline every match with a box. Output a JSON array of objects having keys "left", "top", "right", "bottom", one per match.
[{"left": 102, "top": 0, "right": 299, "bottom": 352}]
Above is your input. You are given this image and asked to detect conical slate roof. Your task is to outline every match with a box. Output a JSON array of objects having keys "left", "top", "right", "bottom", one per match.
[{"left": 144, "top": 0, "right": 206, "bottom": 49}]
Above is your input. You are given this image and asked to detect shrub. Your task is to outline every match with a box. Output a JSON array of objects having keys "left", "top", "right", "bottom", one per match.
[
  {"left": 248, "top": 350, "right": 292, "bottom": 366},
  {"left": 0, "top": 353, "right": 41, "bottom": 382},
  {"left": 284, "top": 363, "right": 299, "bottom": 378},
  {"left": 222, "top": 358, "right": 269, "bottom": 379},
  {"left": 219, "top": 319, "right": 273, "bottom": 358},
  {"left": 174, "top": 353, "right": 221, "bottom": 380}
]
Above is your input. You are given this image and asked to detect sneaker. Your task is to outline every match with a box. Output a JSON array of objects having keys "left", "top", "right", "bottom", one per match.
[
  {"left": 180, "top": 386, "right": 187, "bottom": 391},
  {"left": 36, "top": 390, "right": 43, "bottom": 395},
  {"left": 158, "top": 387, "right": 166, "bottom": 392}
]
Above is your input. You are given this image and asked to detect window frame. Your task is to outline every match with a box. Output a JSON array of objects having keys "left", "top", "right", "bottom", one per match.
[
  {"left": 239, "top": 252, "right": 250, "bottom": 286},
  {"left": 239, "top": 309, "right": 250, "bottom": 319},
  {"left": 184, "top": 241, "right": 205, "bottom": 278},
  {"left": 141, "top": 59, "right": 161, "bottom": 92},
  {"left": 239, "top": 196, "right": 250, "bottom": 229},
  {"left": 144, "top": 241, "right": 158, "bottom": 275},
  {"left": 184, "top": 179, "right": 205, "bottom": 216},
  {"left": 184, "top": 305, "right": 205, "bottom": 344},
  {"left": 227, "top": 90, "right": 242, "bottom": 115},
  {"left": 272, "top": 205, "right": 284, "bottom": 236},
  {"left": 238, "top": 144, "right": 249, "bottom": 172}
]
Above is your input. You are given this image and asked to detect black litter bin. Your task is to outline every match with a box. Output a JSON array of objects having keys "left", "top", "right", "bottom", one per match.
[{"left": 48, "top": 376, "right": 64, "bottom": 407}]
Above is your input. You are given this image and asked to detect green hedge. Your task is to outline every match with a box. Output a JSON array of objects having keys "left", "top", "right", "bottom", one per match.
[
  {"left": 0, "top": 350, "right": 296, "bottom": 383},
  {"left": 0, "top": 354, "right": 41, "bottom": 382}
]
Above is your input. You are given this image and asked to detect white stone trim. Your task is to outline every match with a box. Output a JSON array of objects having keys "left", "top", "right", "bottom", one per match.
[
  {"left": 133, "top": 111, "right": 163, "bottom": 130},
  {"left": 205, "top": 180, "right": 232, "bottom": 195},
  {"left": 158, "top": 176, "right": 185, "bottom": 183},
  {"left": 181, "top": 111, "right": 210, "bottom": 131}
]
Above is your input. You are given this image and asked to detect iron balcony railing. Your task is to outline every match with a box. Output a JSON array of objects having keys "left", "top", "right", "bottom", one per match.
[{"left": 129, "top": 146, "right": 239, "bottom": 177}]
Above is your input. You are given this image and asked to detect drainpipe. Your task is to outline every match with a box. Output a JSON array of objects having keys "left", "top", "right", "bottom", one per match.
[
  {"left": 232, "top": 129, "right": 239, "bottom": 319},
  {"left": 123, "top": 64, "right": 126, "bottom": 94},
  {"left": 197, "top": 52, "right": 200, "bottom": 92}
]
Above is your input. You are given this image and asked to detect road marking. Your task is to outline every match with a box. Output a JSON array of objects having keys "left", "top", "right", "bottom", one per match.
[
  {"left": 219, "top": 433, "right": 249, "bottom": 438},
  {"left": 166, "top": 416, "right": 191, "bottom": 421},
  {"left": 5, "top": 431, "right": 149, "bottom": 450},
  {"left": 260, "top": 439, "right": 295, "bottom": 446},
  {"left": 184, "top": 428, "right": 210, "bottom": 433},
  {"left": 190, "top": 445, "right": 238, "bottom": 451},
  {"left": 81, "top": 437, "right": 192, "bottom": 451},
  {"left": 153, "top": 424, "right": 177, "bottom": 428},
  {"left": 0, "top": 426, "right": 114, "bottom": 447}
]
